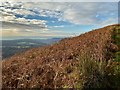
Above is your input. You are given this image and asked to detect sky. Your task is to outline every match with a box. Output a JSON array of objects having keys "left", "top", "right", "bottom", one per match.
[{"left": 0, "top": 1, "right": 118, "bottom": 40}]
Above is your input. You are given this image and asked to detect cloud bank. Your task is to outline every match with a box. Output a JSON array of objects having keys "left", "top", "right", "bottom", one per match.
[{"left": 0, "top": 2, "right": 118, "bottom": 38}]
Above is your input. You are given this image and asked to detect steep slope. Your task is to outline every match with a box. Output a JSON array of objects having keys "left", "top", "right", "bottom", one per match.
[{"left": 2, "top": 24, "right": 120, "bottom": 88}]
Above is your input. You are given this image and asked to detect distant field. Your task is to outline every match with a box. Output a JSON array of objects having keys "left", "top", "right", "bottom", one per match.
[{"left": 2, "top": 38, "right": 62, "bottom": 59}]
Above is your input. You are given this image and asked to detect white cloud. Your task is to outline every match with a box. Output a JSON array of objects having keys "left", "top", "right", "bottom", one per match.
[
  {"left": 1, "top": 2, "right": 118, "bottom": 38},
  {"left": 2, "top": 16, "right": 47, "bottom": 27},
  {"left": 1, "top": 2, "right": 117, "bottom": 25},
  {"left": 2, "top": 14, "right": 16, "bottom": 21},
  {"left": 53, "top": 25, "right": 64, "bottom": 28},
  {"left": 1, "top": 3, "right": 48, "bottom": 30},
  {"left": 63, "top": 2, "right": 118, "bottom": 25},
  {"left": 22, "top": 2, "right": 118, "bottom": 25},
  {"left": 99, "top": 18, "right": 118, "bottom": 27},
  {"left": 12, "top": 9, "right": 36, "bottom": 16},
  {"left": 15, "top": 18, "right": 46, "bottom": 26}
]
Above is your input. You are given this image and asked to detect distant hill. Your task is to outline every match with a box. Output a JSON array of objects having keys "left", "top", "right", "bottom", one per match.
[
  {"left": 2, "top": 24, "right": 120, "bottom": 89},
  {"left": 2, "top": 38, "right": 62, "bottom": 59}
]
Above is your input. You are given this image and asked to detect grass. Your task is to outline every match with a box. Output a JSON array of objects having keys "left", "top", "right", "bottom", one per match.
[
  {"left": 114, "top": 52, "right": 120, "bottom": 62},
  {"left": 112, "top": 26, "right": 120, "bottom": 62},
  {"left": 74, "top": 26, "right": 120, "bottom": 89},
  {"left": 76, "top": 54, "right": 107, "bottom": 88},
  {"left": 75, "top": 55, "right": 120, "bottom": 89}
]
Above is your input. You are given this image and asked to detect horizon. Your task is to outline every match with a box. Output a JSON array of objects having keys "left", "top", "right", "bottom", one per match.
[
  {"left": 1, "top": 2, "right": 118, "bottom": 40},
  {"left": 1, "top": 37, "right": 64, "bottom": 40}
]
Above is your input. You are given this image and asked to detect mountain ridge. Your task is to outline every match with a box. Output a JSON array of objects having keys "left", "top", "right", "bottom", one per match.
[{"left": 2, "top": 24, "right": 120, "bottom": 88}]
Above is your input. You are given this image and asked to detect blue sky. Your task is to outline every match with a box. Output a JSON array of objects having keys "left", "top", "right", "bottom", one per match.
[{"left": 0, "top": 2, "right": 118, "bottom": 39}]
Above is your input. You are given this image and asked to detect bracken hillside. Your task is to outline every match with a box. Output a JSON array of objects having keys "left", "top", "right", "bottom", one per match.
[{"left": 2, "top": 24, "right": 120, "bottom": 89}]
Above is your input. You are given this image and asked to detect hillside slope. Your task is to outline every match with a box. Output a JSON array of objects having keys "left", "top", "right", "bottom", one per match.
[{"left": 2, "top": 24, "right": 120, "bottom": 88}]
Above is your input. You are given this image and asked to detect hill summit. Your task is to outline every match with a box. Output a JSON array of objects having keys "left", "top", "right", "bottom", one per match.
[{"left": 2, "top": 24, "right": 120, "bottom": 89}]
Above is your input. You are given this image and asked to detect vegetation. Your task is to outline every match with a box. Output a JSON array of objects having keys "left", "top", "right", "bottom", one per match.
[
  {"left": 112, "top": 26, "right": 120, "bottom": 62},
  {"left": 2, "top": 24, "right": 120, "bottom": 89},
  {"left": 76, "top": 54, "right": 120, "bottom": 89},
  {"left": 75, "top": 25, "right": 120, "bottom": 89}
]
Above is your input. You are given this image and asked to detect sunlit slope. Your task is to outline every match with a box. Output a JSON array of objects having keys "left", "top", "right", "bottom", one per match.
[{"left": 2, "top": 24, "right": 120, "bottom": 88}]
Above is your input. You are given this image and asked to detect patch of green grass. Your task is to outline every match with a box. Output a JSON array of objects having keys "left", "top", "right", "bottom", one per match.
[
  {"left": 112, "top": 26, "right": 120, "bottom": 62},
  {"left": 112, "top": 27, "right": 120, "bottom": 47},
  {"left": 75, "top": 55, "right": 120, "bottom": 89},
  {"left": 114, "top": 51, "right": 120, "bottom": 62}
]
